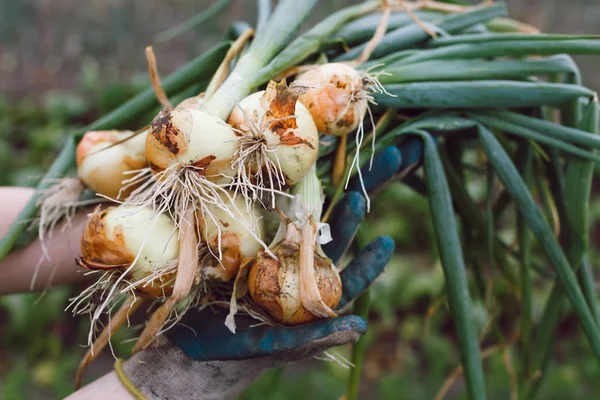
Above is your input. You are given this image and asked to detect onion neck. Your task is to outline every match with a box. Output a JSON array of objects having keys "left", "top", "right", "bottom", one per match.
[
  {"left": 290, "top": 163, "right": 323, "bottom": 223},
  {"left": 202, "top": 0, "right": 318, "bottom": 120},
  {"left": 270, "top": 163, "right": 324, "bottom": 248},
  {"left": 201, "top": 53, "right": 262, "bottom": 120}
]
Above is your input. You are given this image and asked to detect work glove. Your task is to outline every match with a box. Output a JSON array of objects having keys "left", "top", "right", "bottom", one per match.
[{"left": 116, "top": 144, "right": 422, "bottom": 400}]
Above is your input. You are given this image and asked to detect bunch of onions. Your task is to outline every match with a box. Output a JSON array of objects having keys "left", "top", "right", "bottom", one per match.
[
  {"left": 76, "top": 130, "right": 148, "bottom": 199},
  {"left": 227, "top": 80, "right": 319, "bottom": 208},
  {"left": 248, "top": 164, "right": 341, "bottom": 324},
  {"left": 76, "top": 205, "right": 180, "bottom": 299},
  {"left": 198, "top": 191, "right": 264, "bottom": 283}
]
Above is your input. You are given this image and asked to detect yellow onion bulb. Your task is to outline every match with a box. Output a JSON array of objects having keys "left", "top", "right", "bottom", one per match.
[
  {"left": 198, "top": 192, "right": 264, "bottom": 282},
  {"left": 79, "top": 205, "right": 179, "bottom": 297},
  {"left": 227, "top": 83, "right": 319, "bottom": 186},
  {"left": 248, "top": 223, "right": 341, "bottom": 325},
  {"left": 146, "top": 108, "right": 238, "bottom": 182},
  {"left": 76, "top": 130, "right": 147, "bottom": 199},
  {"left": 295, "top": 63, "right": 368, "bottom": 136}
]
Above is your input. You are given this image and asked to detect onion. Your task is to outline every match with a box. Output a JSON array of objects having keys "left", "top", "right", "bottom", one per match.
[
  {"left": 227, "top": 81, "right": 319, "bottom": 206},
  {"left": 76, "top": 130, "right": 147, "bottom": 199},
  {"left": 198, "top": 191, "right": 264, "bottom": 282},
  {"left": 78, "top": 205, "right": 179, "bottom": 297},
  {"left": 248, "top": 220, "right": 341, "bottom": 324},
  {"left": 247, "top": 165, "right": 341, "bottom": 325},
  {"left": 146, "top": 108, "right": 238, "bottom": 181},
  {"left": 295, "top": 63, "right": 368, "bottom": 137}
]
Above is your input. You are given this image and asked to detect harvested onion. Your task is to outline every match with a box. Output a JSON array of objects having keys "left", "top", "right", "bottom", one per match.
[
  {"left": 248, "top": 165, "right": 341, "bottom": 324},
  {"left": 295, "top": 63, "right": 368, "bottom": 136},
  {"left": 76, "top": 130, "right": 147, "bottom": 199},
  {"left": 78, "top": 205, "right": 179, "bottom": 297},
  {"left": 228, "top": 80, "right": 319, "bottom": 207},
  {"left": 146, "top": 108, "right": 238, "bottom": 181}
]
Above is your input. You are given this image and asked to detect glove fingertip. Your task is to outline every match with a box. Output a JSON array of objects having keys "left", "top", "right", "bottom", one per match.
[
  {"left": 322, "top": 191, "right": 366, "bottom": 264},
  {"left": 338, "top": 235, "right": 395, "bottom": 308},
  {"left": 348, "top": 146, "right": 402, "bottom": 192},
  {"left": 374, "top": 235, "right": 395, "bottom": 256},
  {"left": 332, "top": 315, "right": 368, "bottom": 335},
  {"left": 398, "top": 137, "right": 424, "bottom": 169},
  {"left": 343, "top": 191, "right": 368, "bottom": 216}
]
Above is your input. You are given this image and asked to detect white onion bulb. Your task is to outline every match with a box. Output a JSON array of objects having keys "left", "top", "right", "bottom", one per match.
[
  {"left": 146, "top": 108, "right": 238, "bottom": 182},
  {"left": 295, "top": 63, "right": 368, "bottom": 137},
  {"left": 79, "top": 205, "right": 179, "bottom": 297},
  {"left": 76, "top": 130, "right": 147, "bottom": 199}
]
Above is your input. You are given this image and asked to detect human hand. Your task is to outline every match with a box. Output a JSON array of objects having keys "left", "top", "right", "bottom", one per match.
[
  {"left": 112, "top": 142, "right": 420, "bottom": 400},
  {"left": 116, "top": 194, "right": 394, "bottom": 400}
]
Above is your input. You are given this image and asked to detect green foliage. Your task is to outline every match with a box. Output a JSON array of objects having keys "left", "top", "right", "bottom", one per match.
[{"left": 3, "top": 1, "right": 600, "bottom": 399}]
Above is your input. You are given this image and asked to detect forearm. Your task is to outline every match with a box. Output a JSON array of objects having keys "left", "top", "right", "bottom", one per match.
[
  {"left": 0, "top": 187, "right": 91, "bottom": 294},
  {"left": 64, "top": 371, "right": 134, "bottom": 400}
]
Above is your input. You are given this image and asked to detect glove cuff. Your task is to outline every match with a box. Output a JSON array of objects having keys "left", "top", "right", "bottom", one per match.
[
  {"left": 114, "top": 359, "right": 148, "bottom": 400},
  {"left": 118, "top": 338, "right": 266, "bottom": 400}
]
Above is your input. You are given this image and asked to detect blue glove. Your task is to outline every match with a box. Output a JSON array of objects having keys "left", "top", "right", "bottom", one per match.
[
  {"left": 115, "top": 148, "right": 409, "bottom": 400},
  {"left": 347, "top": 139, "right": 424, "bottom": 193}
]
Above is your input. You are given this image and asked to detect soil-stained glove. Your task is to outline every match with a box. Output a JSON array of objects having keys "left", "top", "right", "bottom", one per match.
[{"left": 115, "top": 145, "right": 412, "bottom": 399}]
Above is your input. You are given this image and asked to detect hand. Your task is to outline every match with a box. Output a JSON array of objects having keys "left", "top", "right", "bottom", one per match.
[
  {"left": 0, "top": 187, "right": 92, "bottom": 295},
  {"left": 115, "top": 196, "right": 394, "bottom": 400},
  {"left": 113, "top": 144, "right": 408, "bottom": 400}
]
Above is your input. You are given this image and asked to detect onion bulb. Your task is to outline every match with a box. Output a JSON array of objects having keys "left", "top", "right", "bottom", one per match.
[
  {"left": 146, "top": 108, "right": 238, "bottom": 181},
  {"left": 76, "top": 130, "right": 147, "bottom": 199},
  {"left": 295, "top": 63, "right": 368, "bottom": 136},
  {"left": 227, "top": 81, "right": 319, "bottom": 204},
  {"left": 78, "top": 205, "right": 179, "bottom": 297},
  {"left": 198, "top": 191, "right": 264, "bottom": 282},
  {"left": 247, "top": 165, "right": 341, "bottom": 325}
]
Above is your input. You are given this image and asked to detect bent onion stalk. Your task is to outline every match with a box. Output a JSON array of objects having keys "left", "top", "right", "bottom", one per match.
[{"left": 248, "top": 164, "right": 341, "bottom": 325}]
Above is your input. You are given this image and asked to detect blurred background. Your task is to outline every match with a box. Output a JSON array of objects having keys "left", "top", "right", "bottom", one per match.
[{"left": 1, "top": 1, "right": 600, "bottom": 399}]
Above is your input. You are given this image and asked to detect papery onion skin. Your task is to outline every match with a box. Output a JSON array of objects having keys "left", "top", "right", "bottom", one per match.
[
  {"left": 175, "top": 94, "right": 205, "bottom": 110},
  {"left": 248, "top": 241, "right": 341, "bottom": 325},
  {"left": 79, "top": 205, "right": 179, "bottom": 297},
  {"left": 198, "top": 193, "right": 264, "bottom": 282},
  {"left": 76, "top": 130, "right": 147, "bottom": 199},
  {"left": 227, "top": 84, "right": 319, "bottom": 186},
  {"left": 146, "top": 108, "right": 237, "bottom": 181},
  {"left": 295, "top": 63, "right": 367, "bottom": 137}
]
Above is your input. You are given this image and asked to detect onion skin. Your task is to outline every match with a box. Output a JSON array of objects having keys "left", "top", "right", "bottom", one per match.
[
  {"left": 295, "top": 63, "right": 367, "bottom": 137},
  {"left": 76, "top": 130, "right": 147, "bottom": 199},
  {"left": 79, "top": 206, "right": 179, "bottom": 298},
  {"left": 146, "top": 108, "right": 237, "bottom": 181},
  {"left": 248, "top": 234, "right": 341, "bottom": 325},
  {"left": 175, "top": 94, "right": 205, "bottom": 110},
  {"left": 80, "top": 207, "right": 134, "bottom": 267}
]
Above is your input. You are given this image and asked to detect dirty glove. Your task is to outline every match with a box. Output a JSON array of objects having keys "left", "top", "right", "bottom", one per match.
[{"left": 115, "top": 144, "right": 414, "bottom": 400}]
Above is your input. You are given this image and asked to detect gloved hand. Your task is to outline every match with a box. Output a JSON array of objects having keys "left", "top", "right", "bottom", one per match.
[{"left": 115, "top": 145, "right": 418, "bottom": 400}]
